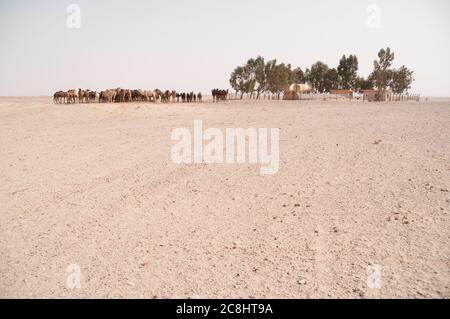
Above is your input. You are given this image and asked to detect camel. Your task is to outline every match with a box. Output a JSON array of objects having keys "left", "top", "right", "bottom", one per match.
[
  {"left": 54, "top": 88, "right": 203, "bottom": 104},
  {"left": 171, "top": 90, "right": 176, "bottom": 103},
  {"left": 142, "top": 90, "right": 149, "bottom": 101},
  {"left": 53, "top": 91, "right": 68, "bottom": 104},
  {"left": 78, "top": 89, "right": 88, "bottom": 103},
  {"left": 87, "top": 90, "right": 98, "bottom": 103},
  {"left": 222, "top": 89, "right": 229, "bottom": 101},
  {"left": 159, "top": 90, "right": 171, "bottom": 103},
  {"left": 124, "top": 89, "right": 132, "bottom": 102},
  {"left": 99, "top": 90, "right": 112, "bottom": 103},
  {"left": 115, "top": 88, "right": 126, "bottom": 102},
  {"left": 141, "top": 90, "right": 149, "bottom": 101},
  {"left": 85, "top": 89, "right": 92, "bottom": 103},
  {"left": 165, "top": 90, "right": 172, "bottom": 103},
  {"left": 67, "top": 90, "right": 77, "bottom": 104},
  {"left": 131, "top": 89, "right": 146, "bottom": 101},
  {"left": 154, "top": 89, "right": 162, "bottom": 102},
  {"left": 143, "top": 90, "right": 156, "bottom": 102},
  {"left": 53, "top": 91, "right": 59, "bottom": 103},
  {"left": 115, "top": 88, "right": 132, "bottom": 103},
  {"left": 138, "top": 89, "right": 147, "bottom": 101},
  {"left": 212, "top": 89, "right": 228, "bottom": 102},
  {"left": 99, "top": 89, "right": 116, "bottom": 103},
  {"left": 110, "top": 89, "right": 117, "bottom": 103},
  {"left": 114, "top": 88, "right": 122, "bottom": 102},
  {"left": 99, "top": 91, "right": 105, "bottom": 103},
  {"left": 185, "top": 92, "right": 192, "bottom": 103},
  {"left": 177, "top": 92, "right": 196, "bottom": 103}
]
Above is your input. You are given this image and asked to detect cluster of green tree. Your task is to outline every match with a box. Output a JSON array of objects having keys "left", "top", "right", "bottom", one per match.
[{"left": 229, "top": 47, "right": 414, "bottom": 98}]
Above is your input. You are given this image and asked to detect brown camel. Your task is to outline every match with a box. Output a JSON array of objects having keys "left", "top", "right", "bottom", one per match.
[
  {"left": 78, "top": 89, "right": 87, "bottom": 103},
  {"left": 115, "top": 88, "right": 126, "bottom": 102},
  {"left": 87, "top": 90, "right": 98, "bottom": 103},
  {"left": 212, "top": 89, "right": 228, "bottom": 102},
  {"left": 53, "top": 91, "right": 67, "bottom": 104}
]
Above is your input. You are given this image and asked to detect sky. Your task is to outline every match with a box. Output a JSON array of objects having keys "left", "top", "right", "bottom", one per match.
[{"left": 0, "top": 0, "right": 449, "bottom": 97}]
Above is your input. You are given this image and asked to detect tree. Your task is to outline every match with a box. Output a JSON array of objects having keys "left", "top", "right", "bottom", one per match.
[
  {"left": 337, "top": 54, "right": 359, "bottom": 90},
  {"left": 265, "top": 60, "right": 293, "bottom": 98},
  {"left": 391, "top": 66, "right": 414, "bottom": 94},
  {"left": 355, "top": 76, "right": 374, "bottom": 92},
  {"left": 304, "top": 67, "right": 311, "bottom": 83},
  {"left": 246, "top": 56, "right": 267, "bottom": 99},
  {"left": 264, "top": 59, "right": 277, "bottom": 95},
  {"left": 228, "top": 49, "right": 414, "bottom": 99},
  {"left": 371, "top": 47, "right": 395, "bottom": 90},
  {"left": 324, "top": 68, "right": 339, "bottom": 92},
  {"left": 285, "top": 63, "right": 296, "bottom": 86},
  {"left": 370, "top": 47, "right": 415, "bottom": 93},
  {"left": 307, "top": 61, "right": 330, "bottom": 93},
  {"left": 229, "top": 65, "right": 255, "bottom": 99},
  {"left": 293, "top": 67, "right": 306, "bottom": 83}
]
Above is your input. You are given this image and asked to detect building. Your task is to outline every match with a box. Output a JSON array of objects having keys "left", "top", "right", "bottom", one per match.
[
  {"left": 283, "top": 83, "right": 312, "bottom": 100},
  {"left": 330, "top": 89, "right": 353, "bottom": 99},
  {"left": 362, "top": 89, "right": 392, "bottom": 102}
]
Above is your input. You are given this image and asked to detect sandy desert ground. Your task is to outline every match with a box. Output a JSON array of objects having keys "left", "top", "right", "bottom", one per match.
[{"left": 0, "top": 96, "right": 449, "bottom": 299}]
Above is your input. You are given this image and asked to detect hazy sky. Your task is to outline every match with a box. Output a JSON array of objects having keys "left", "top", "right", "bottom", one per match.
[{"left": 0, "top": 0, "right": 449, "bottom": 96}]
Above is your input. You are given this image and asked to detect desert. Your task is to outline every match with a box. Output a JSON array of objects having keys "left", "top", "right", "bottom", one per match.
[{"left": 0, "top": 96, "right": 448, "bottom": 298}]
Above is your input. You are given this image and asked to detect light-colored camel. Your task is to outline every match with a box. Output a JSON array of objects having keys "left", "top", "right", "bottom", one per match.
[
  {"left": 67, "top": 90, "right": 77, "bottom": 104},
  {"left": 109, "top": 89, "right": 117, "bottom": 103},
  {"left": 154, "top": 89, "right": 162, "bottom": 102},
  {"left": 142, "top": 90, "right": 156, "bottom": 102},
  {"left": 99, "top": 89, "right": 116, "bottom": 103}
]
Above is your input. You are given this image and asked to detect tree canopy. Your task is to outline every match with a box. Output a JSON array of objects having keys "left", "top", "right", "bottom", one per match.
[
  {"left": 337, "top": 54, "right": 359, "bottom": 90},
  {"left": 229, "top": 48, "right": 414, "bottom": 98}
]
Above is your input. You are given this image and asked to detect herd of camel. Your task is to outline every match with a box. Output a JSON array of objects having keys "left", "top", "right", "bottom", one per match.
[{"left": 53, "top": 88, "right": 229, "bottom": 104}]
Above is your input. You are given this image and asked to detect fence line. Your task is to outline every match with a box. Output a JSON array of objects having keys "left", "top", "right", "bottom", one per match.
[{"left": 225, "top": 92, "right": 422, "bottom": 102}]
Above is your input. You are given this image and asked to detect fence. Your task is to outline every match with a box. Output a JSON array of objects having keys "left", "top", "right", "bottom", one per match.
[
  {"left": 226, "top": 92, "right": 422, "bottom": 102},
  {"left": 387, "top": 93, "right": 421, "bottom": 102}
]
